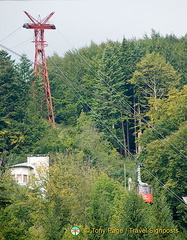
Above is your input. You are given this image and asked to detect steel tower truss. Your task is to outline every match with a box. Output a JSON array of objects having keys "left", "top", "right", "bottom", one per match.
[{"left": 23, "top": 11, "right": 56, "bottom": 127}]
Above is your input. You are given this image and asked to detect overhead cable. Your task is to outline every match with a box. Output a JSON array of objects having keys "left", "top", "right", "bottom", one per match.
[
  {"left": 55, "top": 30, "right": 187, "bottom": 161},
  {"left": 0, "top": 26, "right": 22, "bottom": 43},
  {"left": 1, "top": 42, "right": 186, "bottom": 207}
]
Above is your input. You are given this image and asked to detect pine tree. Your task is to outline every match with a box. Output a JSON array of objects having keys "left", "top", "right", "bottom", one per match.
[
  {"left": 139, "top": 122, "right": 187, "bottom": 232},
  {"left": 0, "top": 172, "right": 30, "bottom": 240},
  {"left": 0, "top": 51, "right": 30, "bottom": 122},
  {"left": 172, "top": 36, "right": 187, "bottom": 87},
  {"left": 147, "top": 184, "right": 178, "bottom": 240},
  {"left": 93, "top": 41, "right": 133, "bottom": 154},
  {"left": 0, "top": 51, "right": 28, "bottom": 159},
  {"left": 86, "top": 174, "right": 122, "bottom": 240},
  {"left": 111, "top": 190, "right": 150, "bottom": 240},
  {"left": 48, "top": 42, "right": 106, "bottom": 125},
  {"left": 16, "top": 54, "right": 33, "bottom": 83}
]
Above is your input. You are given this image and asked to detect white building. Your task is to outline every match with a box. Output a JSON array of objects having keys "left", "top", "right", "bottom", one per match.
[{"left": 9, "top": 154, "right": 49, "bottom": 186}]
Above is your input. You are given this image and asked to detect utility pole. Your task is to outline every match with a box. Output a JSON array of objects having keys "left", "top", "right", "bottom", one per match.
[
  {"left": 124, "top": 163, "right": 127, "bottom": 191},
  {"left": 23, "top": 11, "right": 56, "bottom": 127}
]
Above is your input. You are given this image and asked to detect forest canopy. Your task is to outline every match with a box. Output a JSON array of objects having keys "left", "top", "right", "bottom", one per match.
[{"left": 0, "top": 31, "right": 187, "bottom": 239}]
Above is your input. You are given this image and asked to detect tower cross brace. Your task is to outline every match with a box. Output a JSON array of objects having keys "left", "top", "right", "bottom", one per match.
[{"left": 23, "top": 11, "right": 56, "bottom": 127}]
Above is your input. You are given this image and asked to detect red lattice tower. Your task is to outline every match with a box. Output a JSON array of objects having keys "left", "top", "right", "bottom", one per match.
[{"left": 23, "top": 11, "right": 56, "bottom": 127}]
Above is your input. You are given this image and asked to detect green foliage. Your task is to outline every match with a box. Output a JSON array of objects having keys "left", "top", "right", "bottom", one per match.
[
  {"left": 0, "top": 51, "right": 55, "bottom": 156},
  {"left": 86, "top": 174, "right": 122, "bottom": 240},
  {"left": 130, "top": 52, "right": 180, "bottom": 105},
  {"left": 111, "top": 190, "right": 150, "bottom": 240},
  {"left": 0, "top": 51, "right": 29, "bottom": 122},
  {"left": 148, "top": 183, "right": 178, "bottom": 240},
  {"left": 75, "top": 112, "right": 124, "bottom": 179},
  {"left": 48, "top": 42, "right": 106, "bottom": 125},
  {"left": 92, "top": 40, "right": 139, "bottom": 154},
  {"left": 24, "top": 153, "right": 98, "bottom": 240},
  {"left": 0, "top": 119, "right": 25, "bottom": 155},
  {"left": 93, "top": 41, "right": 127, "bottom": 124},
  {"left": 130, "top": 51, "right": 182, "bottom": 151},
  {"left": 1, "top": 34, "right": 187, "bottom": 239},
  {"left": 146, "top": 86, "right": 187, "bottom": 136},
  {"left": 139, "top": 122, "right": 187, "bottom": 231},
  {"left": 0, "top": 51, "right": 27, "bottom": 157},
  {"left": 0, "top": 172, "right": 31, "bottom": 240},
  {"left": 34, "top": 111, "right": 124, "bottom": 179},
  {"left": 0, "top": 172, "right": 13, "bottom": 209},
  {"left": 16, "top": 54, "right": 33, "bottom": 83}
]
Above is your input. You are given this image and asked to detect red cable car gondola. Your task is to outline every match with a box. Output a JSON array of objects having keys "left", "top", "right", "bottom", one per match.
[
  {"left": 137, "top": 163, "right": 153, "bottom": 204},
  {"left": 137, "top": 184, "right": 153, "bottom": 204}
]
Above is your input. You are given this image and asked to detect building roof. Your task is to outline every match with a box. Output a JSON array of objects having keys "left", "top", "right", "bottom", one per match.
[{"left": 9, "top": 162, "right": 34, "bottom": 169}]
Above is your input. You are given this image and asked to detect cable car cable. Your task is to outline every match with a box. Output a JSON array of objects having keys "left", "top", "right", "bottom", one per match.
[
  {"left": 47, "top": 50, "right": 187, "bottom": 163},
  {"left": 49, "top": 53, "right": 187, "bottom": 162},
  {"left": 1, "top": 43, "right": 186, "bottom": 207},
  {"left": 0, "top": 43, "right": 23, "bottom": 58},
  {"left": 48, "top": 57, "right": 134, "bottom": 152},
  {"left": 2, "top": 39, "right": 186, "bottom": 165},
  {"left": 11, "top": 37, "right": 33, "bottom": 50},
  {"left": 0, "top": 26, "right": 22, "bottom": 43},
  {"left": 49, "top": 57, "right": 187, "bottom": 207},
  {"left": 55, "top": 30, "right": 187, "bottom": 160},
  {"left": 48, "top": 57, "right": 187, "bottom": 207}
]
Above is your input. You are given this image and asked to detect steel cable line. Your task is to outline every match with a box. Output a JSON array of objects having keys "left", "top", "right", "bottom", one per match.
[
  {"left": 0, "top": 43, "right": 23, "bottom": 58},
  {"left": 55, "top": 30, "right": 187, "bottom": 161},
  {"left": 82, "top": 63, "right": 187, "bottom": 160},
  {"left": 0, "top": 26, "right": 22, "bottom": 43},
  {"left": 143, "top": 168, "right": 186, "bottom": 205},
  {"left": 48, "top": 57, "right": 187, "bottom": 207},
  {"left": 48, "top": 59, "right": 127, "bottom": 152},
  {"left": 1, "top": 38, "right": 187, "bottom": 163},
  {"left": 49, "top": 33, "right": 187, "bottom": 205},
  {"left": 48, "top": 61, "right": 187, "bottom": 163},
  {"left": 1, "top": 43, "right": 186, "bottom": 207},
  {"left": 46, "top": 56, "right": 131, "bottom": 113},
  {"left": 11, "top": 37, "right": 33, "bottom": 49}
]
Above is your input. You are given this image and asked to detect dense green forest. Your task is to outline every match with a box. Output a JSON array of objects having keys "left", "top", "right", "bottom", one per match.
[{"left": 0, "top": 31, "right": 187, "bottom": 239}]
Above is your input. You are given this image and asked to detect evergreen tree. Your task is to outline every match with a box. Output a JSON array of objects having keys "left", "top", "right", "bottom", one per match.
[
  {"left": 147, "top": 183, "right": 178, "bottom": 240},
  {"left": 0, "top": 51, "right": 29, "bottom": 122},
  {"left": 16, "top": 54, "right": 33, "bottom": 83},
  {"left": 48, "top": 42, "right": 106, "bottom": 125},
  {"left": 172, "top": 36, "right": 187, "bottom": 87},
  {"left": 111, "top": 190, "right": 150, "bottom": 240},
  {"left": 139, "top": 122, "right": 187, "bottom": 231},
  {"left": 0, "top": 172, "right": 31, "bottom": 240},
  {"left": 86, "top": 174, "right": 122, "bottom": 240},
  {"left": 0, "top": 51, "right": 29, "bottom": 162},
  {"left": 92, "top": 41, "right": 133, "bottom": 154}
]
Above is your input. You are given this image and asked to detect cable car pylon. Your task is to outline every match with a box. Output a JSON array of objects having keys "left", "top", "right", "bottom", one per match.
[{"left": 23, "top": 11, "right": 56, "bottom": 127}]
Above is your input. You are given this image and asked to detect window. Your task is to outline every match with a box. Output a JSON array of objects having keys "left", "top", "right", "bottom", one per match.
[
  {"left": 16, "top": 174, "right": 22, "bottom": 182},
  {"left": 23, "top": 175, "right": 28, "bottom": 183},
  {"left": 138, "top": 185, "right": 152, "bottom": 194}
]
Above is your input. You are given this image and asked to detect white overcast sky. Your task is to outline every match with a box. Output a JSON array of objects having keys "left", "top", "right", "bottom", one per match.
[{"left": 1, "top": 0, "right": 187, "bottom": 62}]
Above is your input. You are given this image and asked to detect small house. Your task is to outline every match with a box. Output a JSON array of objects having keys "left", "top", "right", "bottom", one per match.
[{"left": 9, "top": 154, "right": 49, "bottom": 185}]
